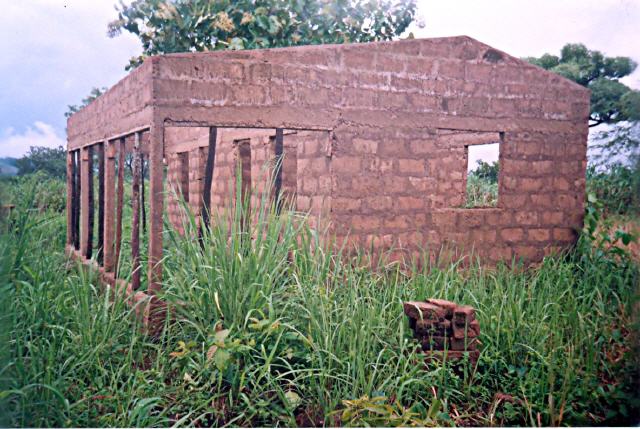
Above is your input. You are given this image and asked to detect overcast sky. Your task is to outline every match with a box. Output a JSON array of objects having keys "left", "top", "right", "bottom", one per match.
[{"left": 1, "top": 0, "right": 638, "bottom": 158}]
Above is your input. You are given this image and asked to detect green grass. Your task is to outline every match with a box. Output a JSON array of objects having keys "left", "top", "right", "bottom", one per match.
[{"left": 0, "top": 174, "right": 638, "bottom": 427}]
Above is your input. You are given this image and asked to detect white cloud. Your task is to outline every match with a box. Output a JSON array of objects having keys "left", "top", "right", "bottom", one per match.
[
  {"left": 0, "top": 0, "right": 141, "bottom": 133},
  {"left": 412, "top": 0, "right": 640, "bottom": 90},
  {"left": 0, "top": 122, "right": 66, "bottom": 158}
]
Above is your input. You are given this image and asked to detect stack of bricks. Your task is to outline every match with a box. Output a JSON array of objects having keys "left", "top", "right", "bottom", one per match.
[{"left": 403, "top": 299, "right": 480, "bottom": 362}]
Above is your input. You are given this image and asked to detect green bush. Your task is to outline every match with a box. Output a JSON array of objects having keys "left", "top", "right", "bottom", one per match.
[
  {"left": 465, "top": 175, "right": 498, "bottom": 208},
  {"left": 465, "top": 160, "right": 499, "bottom": 208},
  {"left": 586, "top": 163, "right": 640, "bottom": 214},
  {"left": 15, "top": 145, "right": 66, "bottom": 178},
  {"left": 0, "top": 172, "right": 66, "bottom": 214}
]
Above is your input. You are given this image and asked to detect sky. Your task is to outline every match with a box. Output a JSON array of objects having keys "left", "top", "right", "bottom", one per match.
[{"left": 0, "top": 0, "right": 639, "bottom": 158}]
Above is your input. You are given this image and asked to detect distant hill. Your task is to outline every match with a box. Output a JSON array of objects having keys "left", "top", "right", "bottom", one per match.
[{"left": 0, "top": 157, "right": 18, "bottom": 176}]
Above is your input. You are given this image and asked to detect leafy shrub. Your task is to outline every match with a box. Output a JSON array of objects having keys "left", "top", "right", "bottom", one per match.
[
  {"left": 586, "top": 163, "right": 640, "bottom": 214},
  {"left": 0, "top": 172, "right": 66, "bottom": 213},
  {"left": 15, "top": 145, "right": 66, "bottom": 178},
  {"left": 465, "top": 160, "right": 499, "bottom": 208},
  {"left": 465, "top": 175, "right": 498, "bottom": 207},
  {"left": 472, "top": 160, "right": 499, "bottom": 182}
]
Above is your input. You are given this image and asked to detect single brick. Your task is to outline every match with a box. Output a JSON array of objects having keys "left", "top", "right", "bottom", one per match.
[
  {"left": 453, "top": 305, "right": 475, "bottom": 325},
  {"left": 450, "top": 336, "right": 478, "bottom": 351},
  {"left": 415, "top": 318, "right": 452, "bottom": 337},
  {"left": 426, "top": 298, "right": 458, "bottom": 317},
  {"left": 421, "top": 336, "right": 448, "bottom": 351},
  {"left": 453, "top": 319, "right": 480, "bottom": 339},
  {"left": 403, "top": 301, "right": 446, "bottom": 321}
]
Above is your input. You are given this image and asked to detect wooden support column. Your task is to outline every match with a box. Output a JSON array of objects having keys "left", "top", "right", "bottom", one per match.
[
  {"left": 131, "top": 133, "right": 142, "bottom": 290},
  {"left": 274, "top": 128, "right": 284, "bottom": 214},
  {"left": 114, "top": 138, "right": 125, "bottom": 277},
  {"left": 96, "top": 143, "right": 105, "bottom": 264},
  {"left": 141, "top": 154, "right": 147, "bottom": 234},
  {"left": 103, "top": 141, "right": 116, "bottom": 272},
  {"left": 200, "top": 126, "right": 217, "bottom": 232},
  {"left": 148, "top": 122, "right": 164, "bottom": 294},
  {"left": 66, "top": 150, "right": 74, "bottom": 246},
  {"left": 73, "top": 150, "right": 80, "bottom": 250},
  {"left": 80, "top": 146, "right": 94, "bottom": 259}
]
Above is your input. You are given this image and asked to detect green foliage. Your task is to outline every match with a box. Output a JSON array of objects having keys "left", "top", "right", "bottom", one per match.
[
  {"left": 586, "top": 163, "right": 640, "bottom": 215},
  {"left": 576, "top": 192, "right": 638, "bottom": 297},
  {"left": 471, "top": 160, "right": 499, "bottom": 183},
  {"left": 525, "top": 43, "right": 640, "bottom": 127},
  {"left": 0, "top": 172, "right": 66, "bottom": 214},
  {"left": 465, "top": 160, "right": 499, "bottom": 208},
  {"left": 108, "top": 0, "right": 416, "bottom": 69},
  {"left": 465, "top": 175, "right": 497, "bottom": 208},
  {"left": 1, "top": 173, "right": 639, "bottom": 426},
  {"left": 589, "top": 122, "right": 640, "bottom": 169},
  {"left": 338, "top": 394, "right": 443, "bottom": 427},
  {"left": 65, "top": 87, "right": 107, "bottom": 118},
  {"left": 14, "top": 145, "right": 66, "bottom": 178}
]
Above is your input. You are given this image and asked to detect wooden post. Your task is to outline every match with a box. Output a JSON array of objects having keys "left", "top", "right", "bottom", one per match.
[
  {"left": 97, "top": 143, "right": 105, "bottom": 264},
  {"left": 114, "top": 138, "right": 125, "bottom": 277},
  {"left": 80, "top": 146, "right": 94, "bottom": 259},
  {"left": 104, "top": 141, "right": 116, "bottom": 272},
  {"left": 131, "top": 132, "right": 142, "bottom": 290},
  {"left": 200, "top": 126, "right": 217, "bottom": 233},
  {"left": 148, "top": 122, "right": 164, "bottom": 295},
  {"left": 73, "top": 150, "right": 80, "bottom": 250},
  {"left": 141, "top": 154, "right": 147, "bottom": 234},
  {"left": 274, "top": 128, "right": 284, "bottom": 214},
  {"left": 66, "top": 150, "right": 74, "bottom": 246}
]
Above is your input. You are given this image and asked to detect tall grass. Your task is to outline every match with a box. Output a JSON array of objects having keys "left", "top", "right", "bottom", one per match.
[
  {"left": 465, "top": 175, "right": 498, "bottom": 208},
  {"left": 0, "top": 173, "right": 638, "bottom": 427}
]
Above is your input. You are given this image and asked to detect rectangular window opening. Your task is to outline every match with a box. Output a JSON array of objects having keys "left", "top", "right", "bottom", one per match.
[{"left": 465, "top": 140, "right": 500, "bottom": 208}]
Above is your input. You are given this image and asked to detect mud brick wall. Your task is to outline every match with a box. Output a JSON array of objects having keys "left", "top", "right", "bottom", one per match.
[
  {"left": 150, "top": 36, "right": 589, "bottom": 264},
  {"left": 165, "top": 126, "right": 235, "bottom": 231},
  {"left": 67, "top": 60, "right": 154, "bottom": 149},
  {"left": 69, "top": 36, "right": 590, "bottom": 266},
  {"left": 288, "top": 131, "right": 332, "bottom": 231}
]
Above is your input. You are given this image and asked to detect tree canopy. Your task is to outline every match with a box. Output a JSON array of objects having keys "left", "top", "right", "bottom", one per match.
[
  {"left": 15, "top": 146, "right": 67, "bottom": 178},
  {"left": 65, "top": 87, "right": 107, "bottom": 118},
  {"left": 470, "top": 160, "right": 499, "bottom": 183},
  {"left": 108, "top": 0, "right": 416, "bottom": 69},
  {"left": 525, "top": 44, "right": 640, "bottom": 127}
]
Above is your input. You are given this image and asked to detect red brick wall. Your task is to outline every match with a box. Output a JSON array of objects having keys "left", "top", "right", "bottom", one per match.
[
  {"left": 70, "top": 36, "right": 590, "bottom": 264},
  {"left": 67, "top": 60, "right": 154, "bottom": 149}
]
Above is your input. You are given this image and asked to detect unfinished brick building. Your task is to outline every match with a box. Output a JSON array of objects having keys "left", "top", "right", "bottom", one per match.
[{"left": 66, "top": 36, "right": 589, "bottom": 295}]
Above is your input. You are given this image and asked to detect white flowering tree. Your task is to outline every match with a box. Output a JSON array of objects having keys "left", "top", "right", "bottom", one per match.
[{"left": 108, "top": 0, "right": 416, "bottom": 70}]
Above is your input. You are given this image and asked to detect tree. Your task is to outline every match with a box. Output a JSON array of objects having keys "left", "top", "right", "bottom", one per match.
[
  {"left": 15, "top": 146, "right": 67, "bottom": 178},
  {"left": 108, "top": 0, "right": 416, "bottom": 70},
  {"left": 65, "top": 87, "right": 107, "bottom": 118},
  {"left": 470, "top": 160, "right": 499, "bottom": 183},
  {"left": 525, "top": 44, "right": 640, "bottom": 127}
]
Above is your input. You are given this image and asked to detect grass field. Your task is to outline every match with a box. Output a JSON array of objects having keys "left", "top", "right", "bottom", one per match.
[{"left": 0, "top": 173, "right": 639, "bottom": 427}]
